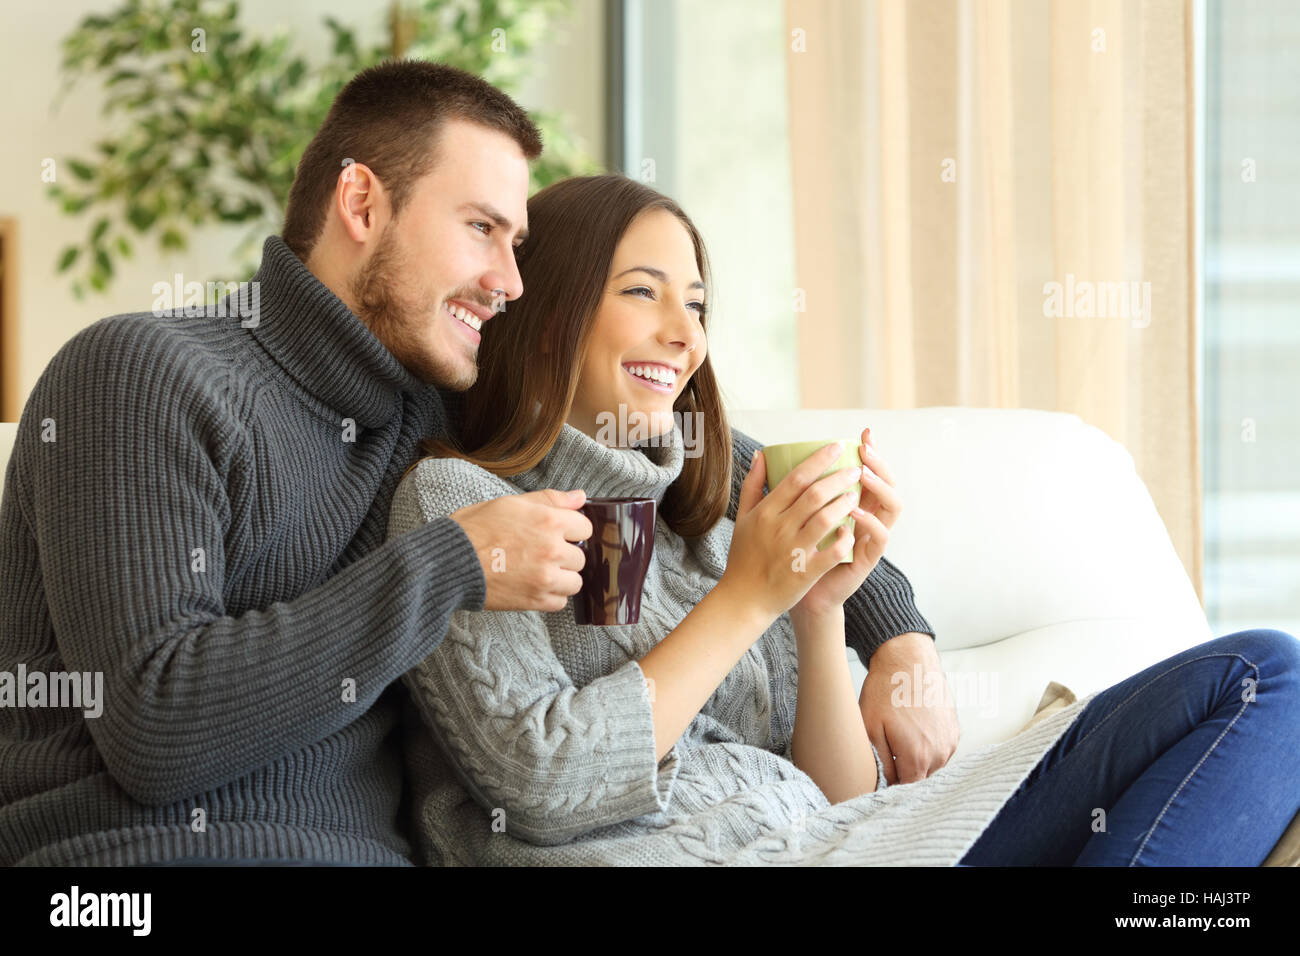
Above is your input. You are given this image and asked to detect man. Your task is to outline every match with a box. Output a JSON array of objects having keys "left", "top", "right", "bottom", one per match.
[{"left": 0, "top": 60, "right": 953, "bottom": 867}]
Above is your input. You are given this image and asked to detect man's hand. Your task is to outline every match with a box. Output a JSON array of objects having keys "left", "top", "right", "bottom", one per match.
[
  {"left": 860, "top": 631, "right": 961, "bottom": 785},
  {"left": 449, "top": 489, "right": 593, "bottom": 612}
]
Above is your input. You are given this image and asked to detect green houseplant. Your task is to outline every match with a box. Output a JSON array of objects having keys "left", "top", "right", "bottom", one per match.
[{"left": 48, "top": 0, "right": 599, "bottom": 296}]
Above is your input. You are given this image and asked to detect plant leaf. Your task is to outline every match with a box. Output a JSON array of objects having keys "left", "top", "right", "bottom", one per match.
[{"left": 127, "top": 204, "right": 157, "bottom": 231}]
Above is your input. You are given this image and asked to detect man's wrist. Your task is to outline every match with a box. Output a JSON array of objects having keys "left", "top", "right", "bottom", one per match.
[
  {"left": 840, "top": 555, "right": 936, "bottom": 664},
  {"left": 868, "top": 630, "right": 937, "bottom": 666}
]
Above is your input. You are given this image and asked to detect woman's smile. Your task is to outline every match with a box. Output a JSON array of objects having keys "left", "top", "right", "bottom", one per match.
[{"left": 622, "top": 361, "right": 679, "bottom": 394}]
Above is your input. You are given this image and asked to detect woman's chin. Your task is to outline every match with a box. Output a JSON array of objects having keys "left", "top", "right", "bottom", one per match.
[{"left": 591, "top": 401, "right": 677, "bottom": 442}]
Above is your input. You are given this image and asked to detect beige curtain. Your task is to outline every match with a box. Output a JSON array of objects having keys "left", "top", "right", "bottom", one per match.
[{"left": 785, "top": 0, "right": 1202, "bottom": 603}]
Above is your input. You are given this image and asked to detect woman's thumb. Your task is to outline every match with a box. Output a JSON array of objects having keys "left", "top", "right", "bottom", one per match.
[{"left": 736, "top": 449, "right": 765, "bottom": 517}]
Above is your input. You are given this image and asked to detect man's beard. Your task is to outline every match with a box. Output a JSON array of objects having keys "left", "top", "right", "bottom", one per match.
[{"left": 349, "top": 228, "right": 477, "bottom": 390}]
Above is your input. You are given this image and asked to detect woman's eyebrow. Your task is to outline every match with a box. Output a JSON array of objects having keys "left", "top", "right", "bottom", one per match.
[{"left": 612, "top": 266, "right": 705, "bottom": 291}]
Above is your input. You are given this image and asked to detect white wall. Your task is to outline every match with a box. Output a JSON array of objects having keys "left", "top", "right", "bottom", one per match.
[{"left": 0, "top": 0, "right": 604, "bottom": 416}]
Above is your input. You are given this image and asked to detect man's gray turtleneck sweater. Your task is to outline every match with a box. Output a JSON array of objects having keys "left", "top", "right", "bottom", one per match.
[
  {"left": 0, "top": 236, "right": 488, "bottom": 865},
  {"left": 0, "top": 235, "right": 933, "bottom": 866}
]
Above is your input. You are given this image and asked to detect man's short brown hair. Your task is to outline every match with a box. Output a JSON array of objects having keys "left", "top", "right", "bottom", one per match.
[{"left": 282, "top": 59, "right": 543, "bottom": 259}]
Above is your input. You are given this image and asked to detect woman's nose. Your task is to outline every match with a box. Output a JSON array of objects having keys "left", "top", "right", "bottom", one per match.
[{"left": 665, "top": 304, "right": 703, "bottom": 353}]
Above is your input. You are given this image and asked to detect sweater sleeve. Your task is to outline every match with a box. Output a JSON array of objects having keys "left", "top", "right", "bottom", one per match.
[
  {"left": 391, "top": 458, "right": 682, "bottom": 846},
  {"left": 726, "top": 425, "right": 936, "bottom": 668},
  {"left": 9, "top": 321, "right": 487, "bottom": 806}
]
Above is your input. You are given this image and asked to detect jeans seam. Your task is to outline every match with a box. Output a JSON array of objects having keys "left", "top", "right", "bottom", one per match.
[
  {"left": 1068, "top": 652, "right": 1260, "bottom": 755},
  {"left": 1128, "top": 697, "right": 1249, "bottom": 865},
  {"left": 1094, "top": 652, "right": 1259, "bottom": 866}
]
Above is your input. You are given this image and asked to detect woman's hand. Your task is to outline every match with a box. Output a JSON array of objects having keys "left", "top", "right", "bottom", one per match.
[
  {"left": 722, "top": 439, "right": 863, "bottom": 623},
  {"left": 790, "top": 427, "right": 902, "bottom": 621}
]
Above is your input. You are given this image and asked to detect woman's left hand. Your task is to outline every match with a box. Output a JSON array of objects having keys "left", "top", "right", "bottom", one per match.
[{"left": 789, "top": 427, "right": 902, "bottom": 621}]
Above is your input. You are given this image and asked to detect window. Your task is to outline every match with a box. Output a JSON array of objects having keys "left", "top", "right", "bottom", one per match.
[
  {"left": 1202, "top": 0, "right": 1300, "bottom": 637},
  {"left": 613, "top": 0, "right": 797, "bottom": 412},
  {"left": 614, "top": 0, "right": 1300, "bottom": 636}
]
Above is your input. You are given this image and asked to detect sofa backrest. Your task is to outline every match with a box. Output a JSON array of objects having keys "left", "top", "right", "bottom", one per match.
[{"left": 727, "top": 406, "right": 1210, "bottom": 654}]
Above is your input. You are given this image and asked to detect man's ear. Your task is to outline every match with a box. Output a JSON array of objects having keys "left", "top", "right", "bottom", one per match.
[{"left": 333, "top": 161, "right": 389, "bottom": 243}]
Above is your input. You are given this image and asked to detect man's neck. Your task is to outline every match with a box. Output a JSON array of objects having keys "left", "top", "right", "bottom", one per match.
[{"left": 303, "top": 243, "right": 363, "bottom": 319}]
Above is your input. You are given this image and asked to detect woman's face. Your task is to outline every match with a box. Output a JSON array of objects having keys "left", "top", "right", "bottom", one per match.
[{"left": 567, "top": 208, "right": 708, "bottom": 443}]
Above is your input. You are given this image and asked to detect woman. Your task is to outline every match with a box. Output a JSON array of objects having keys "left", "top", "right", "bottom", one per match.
[{"left": 388, "top": 174, "right": 1300, "bottom": 866}]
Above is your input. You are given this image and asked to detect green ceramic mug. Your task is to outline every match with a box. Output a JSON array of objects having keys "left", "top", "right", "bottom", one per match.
[{"left": 761, "top": 438, "right": 863, "bottom": 564}]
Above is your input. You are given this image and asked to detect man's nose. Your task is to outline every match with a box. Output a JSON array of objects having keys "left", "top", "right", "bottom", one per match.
[{"left": 484, "top": 248, "right": 523, "bottom": 306}]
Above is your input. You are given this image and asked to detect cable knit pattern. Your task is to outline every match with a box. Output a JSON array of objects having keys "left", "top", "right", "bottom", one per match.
[{"left": 392, "top": 421, "right": 1099, "bottom": 865}]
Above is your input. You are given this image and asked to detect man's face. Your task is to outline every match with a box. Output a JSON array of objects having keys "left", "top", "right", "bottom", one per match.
[{"left": 349, "top": 119, "right": 530, "bottom": 390}]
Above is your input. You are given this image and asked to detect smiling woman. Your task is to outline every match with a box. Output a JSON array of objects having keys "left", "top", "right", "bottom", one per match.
[
  {"left": 567, "top": 210, "right": 708, "bottom": 442},
  {"left": 384, "top": 173, "right": 1136, "bottom": 867}
]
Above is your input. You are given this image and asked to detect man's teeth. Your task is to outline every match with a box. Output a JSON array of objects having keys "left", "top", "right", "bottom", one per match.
[
  {"left": 445, "top": 301, "right": 483, "bottom": 331},
  {"left": 626, "top": 364, "right": 676, "bottom": 386}
]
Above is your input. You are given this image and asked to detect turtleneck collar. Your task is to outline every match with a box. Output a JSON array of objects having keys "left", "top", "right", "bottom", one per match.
[
  {"left": 243, "top": 235, "right": 425, "bottom": 428},
  {"left": 511, "top": 419, "right": 686, "bottom": 506}
]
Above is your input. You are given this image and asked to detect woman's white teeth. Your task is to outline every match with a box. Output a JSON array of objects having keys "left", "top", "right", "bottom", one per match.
[
  {"left": 445, "top": 301, "right": 482, "bottom": 331},
  {"left": 627, "top": 365, "right": 676, "bottom": 385}
]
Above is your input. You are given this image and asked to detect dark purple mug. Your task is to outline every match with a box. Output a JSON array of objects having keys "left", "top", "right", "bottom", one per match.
[{"left": 573, "top": 497, "right": 656, "bottom": 626}]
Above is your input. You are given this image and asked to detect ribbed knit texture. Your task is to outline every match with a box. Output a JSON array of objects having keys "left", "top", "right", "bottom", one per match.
[
  {"left": 0, "top": 235, "right": 488, "bottom": 866},
  {"left": 392, "top": 421, "right": 1098, "bottom": 865}
]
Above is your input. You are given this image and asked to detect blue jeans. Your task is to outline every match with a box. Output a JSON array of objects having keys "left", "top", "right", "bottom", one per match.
[{"left": 958, "top": 628, "right": 1300, "bottom": 866}]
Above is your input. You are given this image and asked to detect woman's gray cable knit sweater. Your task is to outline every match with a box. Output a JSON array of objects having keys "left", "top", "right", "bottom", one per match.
[{"left": 387, "top": 420, "right": 1097, "bottom": 865}]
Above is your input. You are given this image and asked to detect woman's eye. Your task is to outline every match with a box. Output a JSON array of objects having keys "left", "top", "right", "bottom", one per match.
[{"left": 625, "top": 287, "right": 705, "bottom": 317}]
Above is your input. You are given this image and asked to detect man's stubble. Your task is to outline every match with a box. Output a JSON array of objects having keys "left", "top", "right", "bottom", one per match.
[{"left": 349, "top": 226, "right": 478, "bottom": 391}]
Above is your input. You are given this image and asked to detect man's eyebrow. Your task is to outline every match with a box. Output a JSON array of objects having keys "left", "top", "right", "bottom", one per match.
[
  {"left": 459, "top": 201, "right": 528, "bottom": 243},
  {"left": 611, "top": 266, "right": 706, "bottom": 291}
]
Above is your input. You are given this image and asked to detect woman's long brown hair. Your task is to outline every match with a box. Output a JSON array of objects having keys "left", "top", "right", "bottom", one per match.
[{"left": 408, "top": 173, "right": 732, "bottom": 539}]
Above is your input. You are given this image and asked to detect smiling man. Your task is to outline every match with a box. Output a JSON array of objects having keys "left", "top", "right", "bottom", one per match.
[
  {"left": 288, "top": 121, "right": 528, "bottom": 392},
  {"left": 0, "top": 60, "right": 945, "bottom": 867}
]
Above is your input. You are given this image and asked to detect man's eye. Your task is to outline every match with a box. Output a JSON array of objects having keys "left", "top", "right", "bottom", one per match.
[{"left": 471, "top": 221, "right": 491, "bottom": 235}]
